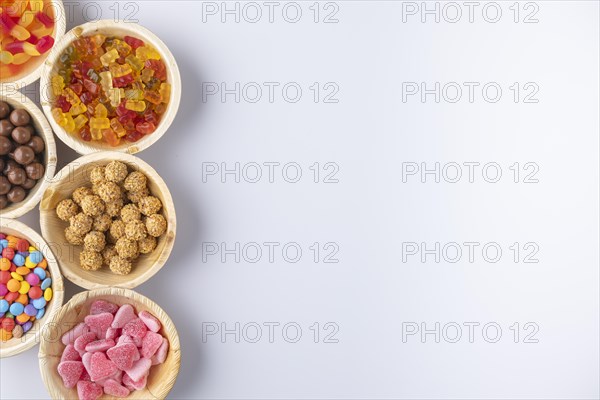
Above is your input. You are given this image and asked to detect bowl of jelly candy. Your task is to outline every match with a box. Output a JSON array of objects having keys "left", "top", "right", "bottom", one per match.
[
  {"left": 40, "top": 20, "right": 181, "bottom": 155},
  {"left": 0, "top": 0, "right": 66, "bottom": 88}
]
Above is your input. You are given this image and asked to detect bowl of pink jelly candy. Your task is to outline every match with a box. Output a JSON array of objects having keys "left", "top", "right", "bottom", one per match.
[{"left": 39, "top": 287, "right": 180, "bottom": 400}]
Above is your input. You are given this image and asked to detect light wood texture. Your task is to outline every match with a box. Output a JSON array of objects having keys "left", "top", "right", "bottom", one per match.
[
  {"left": 0, "top": 0, "right": 66, "bottom": 88},
  {"left": 0, "top": 92, "right": 57, "bottom": 219},
  {"left": 0, "top": 219, "right": 64, "bottom": 358},
  {"left": 39, "top": 151, "right": 176, "bottom": 290},
  {"left": 39, "top": 20, "right": 181, "bottom": 155},
  {"left": 39, "top": 287, "right": 181, "bottom": 399}
]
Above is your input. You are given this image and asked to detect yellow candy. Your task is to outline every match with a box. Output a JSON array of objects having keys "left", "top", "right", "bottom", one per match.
[
  {"left": 12, "top": 53, "right": 31, "bottom": 65},
  {"left": 16, "top": 314, "right": 30, "bottom": 324},
  {"left": 108, "top": 88, "right": 124, "bottom": 108},
  {"left": 125, "top": 100, "right": 146, "bottom": 112},
  {"left": 110, "top": 118, "right": 126, "bottom": 138},
  {"left": 44, "top": 287, "right": 53, "bottom": 301},
  {"left": 51, "top": 76, "right": 65, "bottom": 97},
  {"left": 90, "top": 128, "right": 103, "bottom": 141},
  {"left": 11, "top": 272, "right": 23, "bottom": 281},
  {"left": 18, "top": 10, "right": 37, "bottom": 27},
  {"left": 73, "top": 114, "right": 88, "bottom": 131},
  {"left": 0, "top": 329, "right": 13, "bottom": 341},
  {"left": 90, "top": 117, "right": 110, "bottom": 130},
  {"left": 124, "top": 89, "right": 143, "bottom": 101},
  {"left": 69, "top": 102, "right": 87, "bottom": 116},
  {"left": 159, "top": 83, "right": 171, "bottom": 104},
  {"left": 125, "top": 55, "right": 144, "bottom": 72},
  {"left": 0, "top": 51, "right": 14, "bottom": 64},
  {"left": 136, "top": 46, "right": 161, "bottom": 61},
  {"left": 99, "top": 71, "right": 114, "bottom": 94},
  {"left": 109, "top": 63, "right": 133, "bottom": 78},
  {"left": 28, "top": 246, "right": 36, "bottom": 252},
  {"left": 0, "top": 259, "right": 11, "bottom": 270},
  {"left": 25, "top": 258, "right": 37, "bottom": 269},
  {"left": 63, "top": 114, "right": 76, "bottom": 134},
  {"left": 100, "top": 49, "right": 119, "bottom": 67},
  {"left": 18, "top": 281, "right": 30, "bottom": 294},
  {"left": 63, "top": 88, "right": 81, "bottom": 105},
  {"left": 95, "top": 103, "right": 108, "bottom": 118},
  {"left": 16, "top": 266, "right": 30, "bottom": 275}
]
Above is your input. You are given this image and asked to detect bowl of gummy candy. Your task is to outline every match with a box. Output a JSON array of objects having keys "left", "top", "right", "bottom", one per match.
[
  {"left": 40, "top": 20, "right": 181, "bottom": 155},
  {"left": 39, "top": 287, "right": 181, "bottom": 400},
  {"left": 0, "top": 0, "right": 66, "bottom": 87},
  {"left": 0, "top": 218, "right": 64, "bottom": 358}
]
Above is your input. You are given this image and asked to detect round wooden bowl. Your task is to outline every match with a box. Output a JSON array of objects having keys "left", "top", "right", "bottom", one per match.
[
  {"left": 0, "top": 0, "right": 66, "bottom": 88},
  {"left": 39, "top": 287, "right": 181, "bottom": 399},
  {"left": 39, "top": 151, "right": 176, "bottom": 289},
  {"left": 0, "top": 91, "right": 57, "bottom": 219},
  {"left": 39, "top": 20, "right": 181, "bottom": 155},
  {"left": 0, "top": 219, "right": 64, "bottom": 358}
]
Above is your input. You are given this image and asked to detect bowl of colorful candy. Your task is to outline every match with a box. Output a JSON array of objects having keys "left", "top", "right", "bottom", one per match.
[
  {"left": 0, "top": 218, "right": 64, "bottom": 358},
  {"left": 39, "top": 151, "right": 176, "bottom": 290},
  {"left": 39, "top": 287, "right": 181, "bottom": 399},
  {"left": 0, "top": 91, "right": 57, "bottom": 218},
  {"left": 0, "top": 0, "right": 66, "bottom": 88},
  {"left": 39, "top": 20, "right": 181, "bottom": 155}
]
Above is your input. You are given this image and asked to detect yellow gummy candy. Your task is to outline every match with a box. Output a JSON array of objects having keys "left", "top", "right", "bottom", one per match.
[
  {"left": 125, "top": 100, "right": 146, "bottom": 112},
  {"left": 99, "top": 71, "right": 113, "bottom": 93},
  {"left": 159, "top": 83, "right": 171, "bottom": 104},
  {"left": 90, "top": 117, "right": 110, "bottom": 130},
  {"left": 100, "top": 49, "right": 119, "bottom": 67},
  {"left": 63, "top": 88, "right": 81, "bottom": 105},
  {"left": 95, "top": 103, "right": 108, "bottom": 118},
  {"left": 110, "top": 118, "right": 127, "bottom": 138},
  {"left": 90, "top": 128, "right": 103, "bottom": 141},
  {"left": 69, "top": 103, "right": 87, "bottom": 116},
  {"left": 51, "top": 76, "right": 65, "bottom": 97},
  {"left": 73, "top": 115, "right": 88, "bottom": 131},
  {"left": 125, "top": 55, "right": 144, "bottom": 72},
  {"left": 109, "top": 63, "right": 133, "bottom": 78},
  {"left": 136, "top": 46, "right": 161, "bottom": 62}
]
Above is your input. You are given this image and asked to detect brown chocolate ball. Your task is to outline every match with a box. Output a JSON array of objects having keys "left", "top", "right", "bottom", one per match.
[
  {"left": 27, "top": 136, "right": 45, "bottom": 154},
  {"left": 13, "top": 146, "right": 35, "bottom": 165},
  {"left": 21, "top": 178, "right": 36, "bottom": 190},
  {"left": 0, "top": 176, "right": 11, "bottom": 195},
  {"left": 9, "top": 109, "right": 31, "bottom": 127},
  {"left": 0, "top": 101, "right": 10, "bottom": 119},
  {"left": 11, "top": 126, "right": 31, "bottom": 144},
  {"left": 0, "top": 120, "right": 14, "bottom": 137},
  {"left": 7, "top": 168, "right": 26, "bottom": 185},
  {"left": 0, "top": 136, "right": 12, "bottom": 156},
  {"left": 0, "top": 195, "right": 8, "bottom": 209},
  {"left": 7, "top": 186, "right": 26, "bottom": 203},
  {"left": 25, "top": 162, "right": 45, "bottom": 180},
  {"left": 3, "top": 160, "right": 17, "bottom": 175}
]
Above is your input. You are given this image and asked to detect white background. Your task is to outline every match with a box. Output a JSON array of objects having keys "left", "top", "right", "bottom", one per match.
[{"left": 1, "top": 1, "right": 599, "bottom": 399}]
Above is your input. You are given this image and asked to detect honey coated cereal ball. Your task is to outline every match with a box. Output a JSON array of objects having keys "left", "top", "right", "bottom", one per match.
[
  {"left": 121, "top": 203, "right": 141, "bottom": 223},
  {"left": 96, "top": 180, "right": 122, "bottom": 203},
  {"left": 127, "top": 187, "right": 149, "bottom": 204},
  {"left": 102, "top": 245, "right": 117, "bottom": 266},
  {"left": 125, "top": 220, "right": 147, "bottom": 241},
  {"left": 105, "top": 198, "right": 124, "bottom": 217},
  {"left": 80, "top": 250, "right": 103, "bottom": 271},
  {"left": 89, "top": 166, "right": 106, "bottom": 185},
  {"left": 109, "top": 220, "right": 126, "bottom": 241},
  {"left": 109, "top": 256, "right": 132, "bottom": 275},
  {"left": 105, "top": 161, "right": 128, "bottom": 183},
  {"left": 56, "top": 199, "right": 79, "bottom": 221},
  {"left": 65, "top": 226, "right": 84, "bottom": 245},
  {"left": 72, "top": 187, "right": 93, "bottom": 205},
  {"left": 80, "top": 195, "right": 105, "bottom": 217},
  {"left": 70, "top": 213, "right": 93, "bottom": 235},
  {"left": 138, "top": 196, "right": 162, "bottom": 216},
  {"left": 138, "top": 235, "right": 157, "bottom": 254},
  {"left": 84, "top": 231, "right": 106, "bottom": 252},
  {"left": 93, "top": 213, "right": 112, "bottom": 232},
  {"left": 145, "top": 214, "right": 167, "bottom": 237},
  {"left": 123, "top": 171, "right": 147, "bottom": 192},
  {"left": 115, "top": 237, "right": 139, "bottom": 259}
]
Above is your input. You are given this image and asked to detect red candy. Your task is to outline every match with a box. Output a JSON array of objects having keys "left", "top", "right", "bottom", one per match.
[
  {"left": 124, "top": 35, "right": 144, "bottom": 50},
  {"left": 122, "top": 318, "right": 147, "bottom": 339},
  {"left": 2, "top": 248, "right": 15, "bottom": 260},
  {"left": 74, "top": 332, "right": 97, "bottom": 354},
  {"left": 0, "top": 271, "right": 10, "bottom": 284},
  {"left": 28, "top": 286, "right": 42, "bottom": 299},
  {"left": 89, "top": 352, "right": 118, "bottom": 382},
  {"left": 104, "top": 378, "right": 130, "bottom": 397},
  {"left": 90, "top": 299, "right": 119, "bottom": 315},
  {"left": 107, "top": 343, "right": 138, "bottom": 370},
  {"left": 85, "top": 338, "right": 115, "bottom": 353},
  {"left": 57, "top": 361, "right": 85, "bottom": 388},
  {"left": 84, "top": 312, "right": 114, "bottom": 337},
  {"left": 141, "top": 331, "right": 162, "bottom": 358},
  {"left": 111, "top": 304, "right": 135, "bottom": 329},
  {"left": 16, "top": 239, "right": 29, "bottom": 252},
  {"left": 61, "top": 344, "right": 82, "bottom": 362},
  {"left": 77, "top": 381, "right": 103, "bottom": 400}
]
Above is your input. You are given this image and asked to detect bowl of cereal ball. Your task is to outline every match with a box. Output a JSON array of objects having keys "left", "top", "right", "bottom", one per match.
[
  {"left": 39, "top": 151, "right": 176, "bottom": 289},
  {"left": 0, "top": 92, "right": 57, "bottom": 218},
  {"left": 39, "top": 20, "right": 181, "bottom": 155}
]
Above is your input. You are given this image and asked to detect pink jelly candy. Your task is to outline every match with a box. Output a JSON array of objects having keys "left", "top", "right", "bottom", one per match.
[
  {"left": 124, "top": 357, "right": 152, "bottom": 382},
  {"left": 139, "top": 310, "right": 161, "bottom": 332},
  {"left": 106, "top": 327, "right": 119, "bottom": 340},
  {"left": 82, "top": 352, "right": 93, "bottom": 374},
  {"left": 86, "top": 338, "right": 116, "bottom": 353},
  {"left": 74, "top": 332, "right": 98, "bottom": 354},
  {"left": 61, "top": 322, "right": 89, "bottom": 345},
  {"left": 80, "top": 368, "right": 92, "bottom": 382},
  {"left": 112, "top": 304, "right": 136, "bottom": 329},
  {"left": 107, "top": 343, "right": 138, "bottom": 370},
  {"left": 151, "top": 337, "right": 169, "bottom": 365},
  {"left": 57, "top": 361, "right": 84, "bottom": 388},
  {"left": 89, "top": 352, "right": 118, "bottom": 382},
  {"left": 103, "top": 378, "right": 131, "bottom": 398},
  {"left": 85, "top": 312, "right": 114, "bottom": 337},
  {"left": 141, "top": 331, "right": 163, "bottom": 359},
  {"left": 77, "top": 381, "right": 103, "bottom": 400},
  {"left": 60, "top": 344, "right": 81, "bottom": 362},
  {"left": 90, "top": 300, "right": 119, "bottom": 315},
  {"left": 123, "top": 372, "right": 148, "bottom": 391},
  {"left": 123, "top": 318, "right": 147, "bottom": 339},
  {"left": 96, "top": 370, "right": 122, "bottom": 387},
  {"left": 116, "top": 334, "right": 135, "bottom": 346}
]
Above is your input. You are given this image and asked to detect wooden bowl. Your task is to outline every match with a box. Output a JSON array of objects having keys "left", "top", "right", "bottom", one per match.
[
  {"left": 39, "top": 151, "right": 176, "bottom": 289},
  {"left": 39, "top": 20, "right": 181, "bottom": 155},
  {"left": 0, "top": 219, "right": 64, "bottom": 358},
  {"left": 39, "top": 287, "right": 181, "bottom": 399},
  {"left": 0, "top": 91, "right": 57, "bottom": 219},
  {"left": 0, "top": 0, "right": 66, "bottom": 88}
]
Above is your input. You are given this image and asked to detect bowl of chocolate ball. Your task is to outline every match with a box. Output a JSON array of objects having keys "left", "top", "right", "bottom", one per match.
[{"left": 0, "top": 93, "right": 57, "bottom": 218}]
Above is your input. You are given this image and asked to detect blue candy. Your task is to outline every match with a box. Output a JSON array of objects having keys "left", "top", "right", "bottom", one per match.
[
  {"left": 0, "top": 299, "right": 8, "bottom": 313},
  {"left": 35, "top": 307, "right": 45, "bottom": 320},
  {"left": 32, "top": 297, "right": 46, "bottom": 309},
  {"left": 41, "top": 277, "right": 52, "bottom": 290},
  {"left": 0, "top": 239, "right": 8, "bottom": 249},
  {"left": 34, "top": 267, "right": 46, "bottom": 280},
  {"left": 9, "top": 302, "right": 24, "bottom": 316},
  {"left": 13, "top": 254, "right": 25, "bottom": 267},
  {"left": 29, "top": 251, "right": 43, "bottom": 264}
]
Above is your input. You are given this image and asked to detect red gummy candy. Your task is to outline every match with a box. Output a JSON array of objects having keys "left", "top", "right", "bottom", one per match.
[
  {"left": 124, "top": 357, "right": 151, "bottom": 382},
  {"left": 60, "top": 344, "right": 82, "bottom": 362},
  {"left": 141, "top": 331, "right": 163, "bottom": 359},
  {"left": 125, "top": 130, "right": 144, "bottom": 142},
  {"left": 84, "top": 312, "right": 114, "bottom": 337},
  {"left": 57, "top": 361, "right": 84, "bottom": 389},
  {"left": 90, "top": 300, "right": 119, "bottom": 315},
  {"left": 61, "top": 322, "right": 90, "bottom": 345},
  {"left": 139, "top": 310, "right": 161, "bottom": 333},
  {"left": 103, "top": 128, "right": 120, "bottom": 147},
  {"left": 107, "top": 343, "right": 138, "bottom": 371},
  {"left": 56, "top": 96, "right": 71, "bottom": 113},
  {"left": 80, "top": 126, "right": 92, "bottom": 141},
  {"left": 144, "top": 59, "right": 166, "bottom": 81},
  {"left": 70, "top": 82, "right": 83, "bottom": 95},
  {"left": 123, "top": 372, "right": 148, "bottom": 391},
  {"left": 83, "top": 79, "right": 99, "bottom": 96},
  {"left": 77, "top": 381, "right": 103, "bottom": 400},
  {"left": 124, "top": 35, "right": 144, "bottom": 50},
  {"left": 74, "top": 332, "right": 98, "bottom": 354},
  {"left": 112, "top": 304, "right": 136, "bottom": 329},
  {"left": 135, "top": 121, "right": 156, "bottom": 135},
  {"left": 80, "top": 368, "right": 92, "bottom": 382},
  {"left": 35, "top": 11, "right": 54, "bottom": 28},
  {"left": 36, "top": 35, "right": 54, "bottom": 53},
  {"left": 151, "top": 337, "right": 169, "bottom": 365},
  {"left": 85, "top": 338, "right": 116, "bottom": 353},
  {"left": 89, "top": 352, "right": 118, "bottom": 382},
  {"left": 103, "top": 378, "right": 131, "bottom": 398},
  {"left": 122, "top": 318, "right": 147, "bottom": 339},
  {"left": 106, "top": 327, "right": 119, "bottom": 340},
  {"left": 113, "top": 74, "right": 134, "bottom": 88}
]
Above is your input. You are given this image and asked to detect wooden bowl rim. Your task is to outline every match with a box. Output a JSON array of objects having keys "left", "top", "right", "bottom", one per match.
[
  {"left": 39, "top": 151, "right": 177, "bottom": 290},
  {"left": 0, "top": 0, "right": 67, "bottom": 88},
  {"left": 38, "top": 287, "right": 181, "bottom": 400},
  {"left": 39, "top": 19, "right": 182, "bottom": 155},
  {"left": 0, "top": 91, "right": 58, "bottom": 219},
  {"left": 0, "top": 218, "right": 65, "bottom": 358}
]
